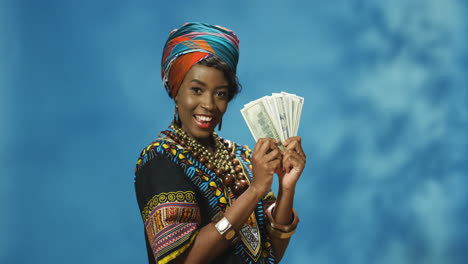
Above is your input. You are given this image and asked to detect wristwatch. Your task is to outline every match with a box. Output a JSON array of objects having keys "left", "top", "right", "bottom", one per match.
[{"left": 215, "top": 217, "right": 236, "bottom": 240}]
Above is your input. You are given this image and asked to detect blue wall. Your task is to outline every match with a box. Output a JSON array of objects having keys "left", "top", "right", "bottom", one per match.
[{"left": 2, "top": 0, "right": 467, "bottom": 263}]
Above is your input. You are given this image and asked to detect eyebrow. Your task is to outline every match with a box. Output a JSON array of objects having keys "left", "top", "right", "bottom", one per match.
[{"left": 190, "top": 79, "right": 229, "bottom": 89}]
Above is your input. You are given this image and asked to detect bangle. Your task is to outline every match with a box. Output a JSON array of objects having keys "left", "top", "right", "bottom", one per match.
[
  {"left": 266, "top": 222, "right": 295, "bottom": 239},
  {"left": 265, "top": 203, "right": 299, "bottom": 239},
  {"left": 214, "top": 216, "right": 236, "bottom": 240}
]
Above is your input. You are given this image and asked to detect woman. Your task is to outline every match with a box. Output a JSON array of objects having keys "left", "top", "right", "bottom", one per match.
[{"left": 135, "top": 22, "right": 306, "bottom": 264}]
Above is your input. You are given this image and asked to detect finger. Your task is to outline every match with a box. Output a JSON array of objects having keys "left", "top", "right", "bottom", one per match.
[
  {"left": 253, "top": 138, "right": 262, "bottom": 154},
  {"left": 283, "top": 136, "right": 301, "bottom": 147},
  {"left": 254, "top": 138, "right": 269, "bottom": 155},
  {"left": 269, "top": 159, "right": 282, "bottom": 172},
  {"left": 282, "top": 156, "right": 292, "bottom": 173},
  {"left": 267, "top": 139, "right": 280, "bottom": 154},
  {"left": 296, "top": 140, "right": 306, "bottom": 160},
  {"left": 264, "top": 137, "right": 279, "bottom": 146},
  {"left": 282, "top": 152, "right": 305, "bottom": 172},
  {"left": 283, "top": 149, "right": 303, "bottom": 160},
  {"left": 269, "top": 138, "right": 279, "bottom": 149},
  {"left": 284, "top": 153, "right": 305, "bottom": 166},
  {"left": 260, "top": 138, "right": 277, "bottom": 155},
  {"left": 287, "top": 137, "right": 301, "bottom": 149},
  {"left": 262, "top": 138, "right": 279, "bottom": 154},
  {"left": 286, "top": 140, "right": 300, "bottom": 152},
  {"left": 287, "top": 150, "right": 306, "bottom": 165},
  {"left": 285, "top": 138, "right": 305, "bottom": 159},
  {"left": 275, "top": 162, "right": 284, "bottom": 174},
  {"left": 264, "top": 148, "right": 281, "bottom": 162},
  {"left": 265, "top": 141, "right": 274, "bottom": 154}
]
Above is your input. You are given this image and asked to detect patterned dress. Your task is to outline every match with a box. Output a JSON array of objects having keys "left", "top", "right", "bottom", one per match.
[{"left": 134, "top": 135, "right": 277, "bottom": 264}]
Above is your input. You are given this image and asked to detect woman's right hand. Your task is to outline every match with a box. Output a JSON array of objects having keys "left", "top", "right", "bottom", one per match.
[{"left": 250, "top": 138, "right": 282, "bottom": 195}]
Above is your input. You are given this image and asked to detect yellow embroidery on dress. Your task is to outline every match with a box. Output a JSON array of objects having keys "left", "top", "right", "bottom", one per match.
[
  {"left": 219, "top": 196, "right": 227, "bottom": 204},
  {"left": 142, "top": 191, "right": 196, "bottom": 222},
  {"left": 263, "top": 190, "right": 276, "bottom": 201}
]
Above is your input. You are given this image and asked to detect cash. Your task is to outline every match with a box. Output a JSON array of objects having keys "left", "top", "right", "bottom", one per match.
[{"left": 241, "top": 92, "right": 304, "bottom": 148}]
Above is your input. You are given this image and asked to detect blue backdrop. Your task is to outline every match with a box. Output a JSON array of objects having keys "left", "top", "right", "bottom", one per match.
[{"left": 2, "top": 0, "right": 467, "bottom": 263}]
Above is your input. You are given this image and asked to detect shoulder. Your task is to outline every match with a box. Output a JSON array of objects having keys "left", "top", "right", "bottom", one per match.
[
  {"left": 134, "top": 137, "right": 194, "bottom": 200},
  {"left": 135, "top": 137, "right": 181, "bottom": 175}
]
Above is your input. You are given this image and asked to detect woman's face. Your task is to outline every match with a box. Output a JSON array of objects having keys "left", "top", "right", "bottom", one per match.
[{"left": 175, "top": 63, "right": 230, "bottom": 144}]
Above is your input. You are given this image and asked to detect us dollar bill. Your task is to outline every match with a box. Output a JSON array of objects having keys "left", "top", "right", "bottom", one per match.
[
  {"left": 240, "top": 100, "right": 284, "bottom": 149},
  {"left": 241, "top": 92, "right": 304, "bottom": 148}
]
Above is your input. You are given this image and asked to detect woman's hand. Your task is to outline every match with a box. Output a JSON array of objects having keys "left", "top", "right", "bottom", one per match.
[
  {"left": 277, "top": 136, "right": 306, "bottom": 191},
  {"left": 250, "top": 138, "right": 282, "bottom": 195}
]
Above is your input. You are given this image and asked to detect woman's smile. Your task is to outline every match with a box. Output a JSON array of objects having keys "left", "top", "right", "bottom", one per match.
[{"left": 193, "top": 114, "right": 215, "bottom": 129}]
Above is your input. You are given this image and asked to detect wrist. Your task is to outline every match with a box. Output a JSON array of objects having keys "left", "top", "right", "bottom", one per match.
[
  {"left": 248, "top": 183, "right": 268, "bottom": 200},
  {"left": 279, "top": 183, "right": 296, "bottom": 194}
]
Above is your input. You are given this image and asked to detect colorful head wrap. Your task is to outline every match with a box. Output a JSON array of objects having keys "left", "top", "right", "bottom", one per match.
[{"left": 161, "top": 22, "right": 240, "bottom": 98}]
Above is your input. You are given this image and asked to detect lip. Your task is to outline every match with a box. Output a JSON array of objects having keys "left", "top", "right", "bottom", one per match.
[{"left": 193, "top": 114, "right": 216, "bottom": 129}]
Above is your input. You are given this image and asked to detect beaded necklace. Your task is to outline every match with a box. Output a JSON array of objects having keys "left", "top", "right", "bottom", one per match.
[{"left": 160, "top": 123, "right": 249, "bottom": 196}]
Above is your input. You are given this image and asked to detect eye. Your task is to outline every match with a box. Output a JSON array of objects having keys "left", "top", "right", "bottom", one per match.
[
  {"left": 216, "top": 90, "right": 229, "bottom": 98},
  {"left": 190, "top": 87, "right": 202, "bottom": 94}
]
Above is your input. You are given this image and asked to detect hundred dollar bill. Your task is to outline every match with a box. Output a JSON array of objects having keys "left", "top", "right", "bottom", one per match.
[
  {"left": 240, "top": 100, "right": 284, "bottom": 149},
  {"left": 241, "top": 92, "right": 304, "bottom": 148},
  {"left": 273, "top": 95, "right": 289, "bottom": 141},
  {"left": 281, "top": 91, "right": 304, "bottom": 136}
]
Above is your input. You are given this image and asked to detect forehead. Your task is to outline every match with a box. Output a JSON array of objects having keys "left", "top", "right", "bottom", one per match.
[{"left": 184, "top": 64, "right": 228, "bottom": 86}]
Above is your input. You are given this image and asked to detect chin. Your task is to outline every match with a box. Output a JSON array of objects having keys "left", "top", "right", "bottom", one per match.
[
  {"left": 181, "top": 117, "right": 218, "bottom": 141},
  {"left": 184, "top": 124, "right": 214, "bottom": 140},
  {"left": 192, "top": 129, "right": 214, "bottom": 140}
]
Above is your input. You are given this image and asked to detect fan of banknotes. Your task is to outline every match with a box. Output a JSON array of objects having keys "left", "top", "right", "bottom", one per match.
[{"left": 241, "top": 92, "right": 304, "bottom": 148}]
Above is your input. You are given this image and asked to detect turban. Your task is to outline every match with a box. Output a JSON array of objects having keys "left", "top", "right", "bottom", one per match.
[{"left": 161, "top": 22, "right": 240, "bottom": 98}]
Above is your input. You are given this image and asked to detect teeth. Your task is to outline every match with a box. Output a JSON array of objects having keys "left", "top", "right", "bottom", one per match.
[{"left": 195, "top": 115, "right": 213, "bottom": 122}]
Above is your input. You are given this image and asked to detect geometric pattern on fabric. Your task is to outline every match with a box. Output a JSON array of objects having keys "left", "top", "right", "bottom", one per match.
[
  {"left": 142, "top": 191, "right": 197, "bottom": 222},
  {"left": 136, "top": 138, "right": 230, "bottom": 219},
  {"left": 143, "top": 191, "right": 201, "bottom": 264},
  {"left": 153, "top": 224, "right": 199, "bottom": 264}
]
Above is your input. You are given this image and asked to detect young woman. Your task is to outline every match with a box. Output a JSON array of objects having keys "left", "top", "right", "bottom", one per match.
[{"left": 135, "top": 22, "right": 306, "bottom": 264}]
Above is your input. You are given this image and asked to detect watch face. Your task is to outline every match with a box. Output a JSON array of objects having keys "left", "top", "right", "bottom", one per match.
[{"left": 218, "top": 220, "right": 229, "bottom": 231}]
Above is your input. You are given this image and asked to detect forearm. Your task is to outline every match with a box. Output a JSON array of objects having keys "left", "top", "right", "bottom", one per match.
[
  {"left": 270, "top": 186, "right": 296, "bottom": 263},
  {"left": 178, "top": 186, "right": 265, "bottom": 263}
]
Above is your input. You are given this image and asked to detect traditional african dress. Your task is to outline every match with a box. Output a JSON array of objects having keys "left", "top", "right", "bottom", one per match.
[{"left": 134, "top": 136, "right": 277, "bottom": 264}]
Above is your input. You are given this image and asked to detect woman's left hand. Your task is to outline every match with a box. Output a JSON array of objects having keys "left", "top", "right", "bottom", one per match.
[{"left": 276, "top": 136, "right": 306, "bottom": 191}]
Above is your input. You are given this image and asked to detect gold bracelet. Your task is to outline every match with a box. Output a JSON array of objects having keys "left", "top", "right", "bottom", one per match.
[
  {"left": 266, "top": 222, "right": 295, "bottom": 239},
  {"left": 265, "top": 203, "right": 299, "bottom": 232}
]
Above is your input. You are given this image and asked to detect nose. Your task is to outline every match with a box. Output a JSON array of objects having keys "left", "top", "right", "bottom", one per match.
[{"left": 200, "top": 94, "right": 215, "bottom": 111}]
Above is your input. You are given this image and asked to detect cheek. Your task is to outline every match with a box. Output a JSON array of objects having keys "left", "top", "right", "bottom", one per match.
[
  {"left": 179, "top": 97, "right": 197, "bottom": 111},
  {"left": 217, "top": 100, "right": 229, "bottom": 114}
]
